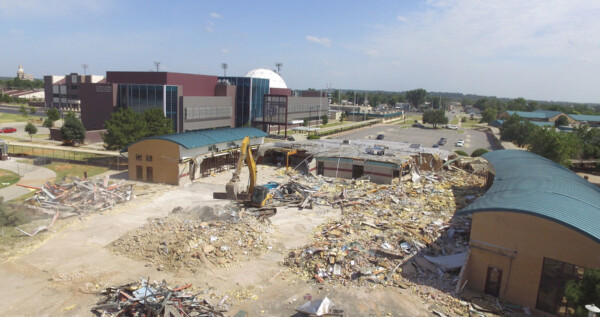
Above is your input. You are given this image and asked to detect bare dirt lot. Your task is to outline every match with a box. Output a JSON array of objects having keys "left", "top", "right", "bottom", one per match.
[{"left": 0, "top": 166, "right": 437, "bottom": 316}]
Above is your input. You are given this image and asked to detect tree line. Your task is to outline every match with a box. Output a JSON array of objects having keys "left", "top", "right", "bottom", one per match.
[{"left": 500, "top": 114, "right": 600, "bottom": 168}]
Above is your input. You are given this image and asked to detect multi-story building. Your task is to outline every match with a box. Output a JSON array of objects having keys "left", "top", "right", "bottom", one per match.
[{"left": 44, "top": 73, "right": 105, "bottom": 110}]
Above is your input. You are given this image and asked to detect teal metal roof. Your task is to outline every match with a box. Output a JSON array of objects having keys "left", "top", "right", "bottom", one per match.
[
  {"left": 529, "top": 121, "right": 554, "bottom": 127},
  {"left": 506, "top": 110, "right": 562, "bottom": 119},
  {"left": 457, "top": 150, "right": 600, "bottom": 244},
  {"left": 569, "top": 114, "right": 600, "bottom": 123},
  {"left": 124, "top": 127, "right": 267, "bottom": 151}
]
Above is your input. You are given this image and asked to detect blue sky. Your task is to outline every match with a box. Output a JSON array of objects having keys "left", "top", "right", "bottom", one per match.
[{"left": 2, "top": 0, "right": 600, "bottom": 103}]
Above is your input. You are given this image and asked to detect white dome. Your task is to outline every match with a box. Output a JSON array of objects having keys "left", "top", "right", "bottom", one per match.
[{"left": 245, "top": 68, "right": 287, "bottom": 89}]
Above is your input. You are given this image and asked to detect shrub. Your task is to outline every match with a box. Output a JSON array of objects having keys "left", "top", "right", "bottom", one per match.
[
  {"left": 307, "top": 134, "right": 320, "bottom": 140},
  {"left": 455, "top": 150, "right": 468, "bottom": 156},
  {"left": 461, "top": 117, "right": 467, "bottom": 123},
  {"left": 471, "top": 148, "right": 489, "bottom": 157}
]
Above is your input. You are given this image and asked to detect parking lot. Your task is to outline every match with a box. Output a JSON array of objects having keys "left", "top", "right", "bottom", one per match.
[{"left": 331, "top": 124, "right": 496, "bottom": 153}]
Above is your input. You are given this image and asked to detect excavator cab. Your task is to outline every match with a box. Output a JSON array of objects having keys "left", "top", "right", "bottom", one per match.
[{"left": 251, "top": 185, "right": 272, "bottom": 207}]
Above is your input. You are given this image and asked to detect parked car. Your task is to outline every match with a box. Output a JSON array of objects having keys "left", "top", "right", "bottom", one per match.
[
  {"left": 438, "top": 138, "right": 447, "bottom": 145},
  {"left": 446, "top": 124, "right": 459, "bottom": 130},
  {"left": 412, "top": 123, "right": 424, "bottom": 128},
  {"left": 456, "top": 140, "right": 465, "bottom": 147},
  {"left": 433, "top": 144, "right": 440, "bottom": 148},
  {"left": 376, "top": 134, "right": 385, "bottom": 140},
  {"left": 0, "top": 127, "right": 17, "bottom": 133},
  {"left": 410, "top": 143, "right": 421, "bottom": 149}
]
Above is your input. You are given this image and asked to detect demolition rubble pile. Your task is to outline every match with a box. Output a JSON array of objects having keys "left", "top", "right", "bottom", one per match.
[
  {"left": 92, "top": 278, "right": 226, "bottom": 317},
  {"left": 281, "top": 169, "right": 486, "bottom": 314},
  {"left": 110, "top": 205, "right": 278, "bottom": 272},
  {"left": 23, "top": 176, "right": 133, "bottom": 217}
]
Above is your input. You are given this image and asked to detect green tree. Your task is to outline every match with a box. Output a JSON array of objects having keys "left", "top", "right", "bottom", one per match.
[
  {"left": 29, "top": 106, "right": 36, "bottom": 115},
  {"left": 60, "top": 113, "right": 86, "bottom": 146},
  {"left": 575, "top": 125, "right": 600, "bottom": 159},
  {"left": 340, "top": 112, "right": 346, "bottom": 123},
  {"left": 102, "top": 108, "right": 147, "bottom": 150},
  {"left": 142, "top": 108, "right": 174, "bottom": 137},
  {"left": 455, "top": 150, "right": 468, "bottom": 156},
  {"left": 527, "top": 127, "right": 582, "bottom": 167},
  {"left": 565, "top": 268, "right": 600, "bottom": 317},
  {"left": 471, "top": 148, "right": 489, "bottom": 157},
  {"left": 554, "top": 115, "right": 570, "bottom": 127},
  {"left": 24, "top": 122, "right": 37, "bottom": 141},
  {"left": 507, "top": 97, "right": 527, "bottom": 111},
  {"left": 46, "top": 108, "right": 60, "bottom": 121},
  {"left": 500, "top": 114, "right": 537, "bottom": 147},
  {"left": 42, "top": 118, "right": 54, "bottom": 128},
  {"left": 405, "top": 89, "right": 427, "bottom": 109},
  {"left": 321, "top": 114, "right": 329, "bottom": 125},
  {"left": 527, "top": 100, "right": 538, "bottom": 112},
  {"left": 19, "top": 105, "right": 28, "bottom": 117},
  {"left": 422, "top": 110, "right": 448, "bottom": 128},
  {"left": 480, "top": 107, "right": 498, "bottom": 123}
]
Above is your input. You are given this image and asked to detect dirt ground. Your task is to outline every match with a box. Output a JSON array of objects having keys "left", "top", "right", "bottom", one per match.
[{"left": 0, "top": 165, "right": 435, "bottom": 316}]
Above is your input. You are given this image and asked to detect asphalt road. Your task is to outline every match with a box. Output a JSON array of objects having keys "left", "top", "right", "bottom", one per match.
[{"left": 332, "top": 124, "right": 496, "bottom": 154}]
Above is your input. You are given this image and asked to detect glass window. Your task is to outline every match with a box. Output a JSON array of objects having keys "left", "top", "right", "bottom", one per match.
[
  {"left": 536, "top": 257, "right": 587, "bottom": 315},
  {"left": 135, "top": 154, "right": 142, "bottom": 161},
  {"left": 146, "top": 155, "right": 152, "bottom": 162}
]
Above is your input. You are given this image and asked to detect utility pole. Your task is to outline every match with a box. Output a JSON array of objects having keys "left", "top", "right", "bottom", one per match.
[
  {"left": 154, "top": 61, "right": 161, "bottom": 72},
  {"left": 275, "top": 62, "right": 283, "bottom": 74},
  {"left": 81, "top": 64, "right": 89, "bottom": 76}
]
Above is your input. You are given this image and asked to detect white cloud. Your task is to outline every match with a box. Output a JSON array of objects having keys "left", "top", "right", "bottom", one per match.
[
  {"left": 205, "top": 27, "right": 214, "bottom": 33},
  {"left": 221, "top": 48, "right": 229, "bottom": 53},
  {"left": 210, "top": 12, "right": 221, "bottom": 18},
  {"left": 306, "top": 35, "right": 331, "bottom": 47},
  {"left": 207, "top": 21, "right": 214, "bottom": 26},
  {"left": 360, "top": 0, "right": 600, "bottom": 102},
  {"left": 364, "top": 49, "right": 379, "bottom": 57},
  {"left": 396, "top": 15, "right": 409, "bottom": 22}
]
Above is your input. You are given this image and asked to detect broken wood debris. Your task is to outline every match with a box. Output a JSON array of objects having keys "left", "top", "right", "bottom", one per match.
[
  {"left": 23, "top": 176, "right": 133, "bottom": 217},
  {"left": 92, "top": 278, "right": 225, "bottom": 317}
]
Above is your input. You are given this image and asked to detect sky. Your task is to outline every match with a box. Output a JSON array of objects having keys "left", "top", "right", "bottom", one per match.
[{"left": 2, "top": 0, "right": 600, "bottom": 103}]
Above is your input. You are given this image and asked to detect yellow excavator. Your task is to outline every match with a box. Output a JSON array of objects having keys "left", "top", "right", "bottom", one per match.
[{"left": 213, "top": 137, "right": 276, "bottom": 213}]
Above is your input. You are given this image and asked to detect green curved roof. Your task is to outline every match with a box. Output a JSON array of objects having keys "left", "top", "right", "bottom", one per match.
[
  {"left": 457, "top": 150, "right": 600, "bottom": 244},
  {"left": 124, "top": 127, "right": 267, "bottom": 151}
]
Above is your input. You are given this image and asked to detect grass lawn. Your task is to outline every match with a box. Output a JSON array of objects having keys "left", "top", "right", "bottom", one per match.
[
  {"left": 43, "top": 162, "right": 109, "bottom": 182},
  {"left": 0, "top": 113, "right": 44, "bottom": 124},
  {"left": 0, "top": 169, "right": 20, "bottom": 189},
  {"left": 460, "top": 119, "right": 483, "bottom": 128},
  {"left": 320, "top": 121, "right": 344, "bottom": 128}
]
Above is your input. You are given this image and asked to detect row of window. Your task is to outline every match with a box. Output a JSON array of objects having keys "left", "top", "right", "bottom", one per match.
[
  {"left": 185, "top": 107, "right": 232, "bottom": 120},
  {"left": 135, "top": 154, "right": 153, "bottom": 162}
]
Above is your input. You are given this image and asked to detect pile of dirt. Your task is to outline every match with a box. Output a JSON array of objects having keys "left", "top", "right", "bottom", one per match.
[{"left": 109, "top": 205, "right": 278, "bottom": 272}]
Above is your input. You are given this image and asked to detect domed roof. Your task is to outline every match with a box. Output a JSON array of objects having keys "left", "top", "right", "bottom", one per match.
[{"left": 245, "top": 68, "right": 287, "bottom": 89}]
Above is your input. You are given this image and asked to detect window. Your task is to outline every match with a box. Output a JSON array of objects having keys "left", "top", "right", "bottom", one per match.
[
  {"left": 536, "top": 257, "right": 586, "bottom": 315},
  {"left": 146, "top": 155, "right": 152, "bottom": 162},
  {"left": 135, "top": 154, "right": 142, "bottom": 161}
]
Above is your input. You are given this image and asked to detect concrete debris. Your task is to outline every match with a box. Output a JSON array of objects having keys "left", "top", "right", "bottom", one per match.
[
  {"left": 295, "top": 296, "right": 344, "bottom": 316},
  {"left": 110, "top": 204, "right": 277, "bottom": 272},
  {"left": 281, "top": 168, "right": 487, "bottom": 315},
  {"left": 91, "top": 278, "right": 225, "bottom": 317},
  {"left": 23, "top": 176, "right": 133, "bottom": 217}
]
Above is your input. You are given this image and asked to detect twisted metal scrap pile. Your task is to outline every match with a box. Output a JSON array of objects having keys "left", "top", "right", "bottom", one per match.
[
  {"left": 92, "top": 279, "right": 225, "bottom": 317},
  {"left": 25, "top": 176, "right": 133, "bottom": 217},
  {"left": 282, "top": 170, "right": 486, "bottom": 314}
]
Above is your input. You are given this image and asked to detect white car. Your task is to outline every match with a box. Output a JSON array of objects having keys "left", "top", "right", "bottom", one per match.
[
  {"left": 456, "top": 140, "right": 465, "bottom": 147},
  {"left": 447, "top": 124, "right": 459, "bottom": 130}
]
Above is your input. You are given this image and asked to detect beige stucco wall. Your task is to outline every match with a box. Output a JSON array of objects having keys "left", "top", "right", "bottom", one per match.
[
  {"left": 465, "top": 211, "right": 600, "bottom": 309},
  {"left": 128, "top": 139, "right": 181, "bottom": 185}
]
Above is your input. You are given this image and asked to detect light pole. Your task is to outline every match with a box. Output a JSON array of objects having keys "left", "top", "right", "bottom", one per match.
[
  {"left": 221, "top": 63, "right": 228, "bottom": 77},
  {"left": 308, "top": 107, "right": 312, "bottom": 135}
]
